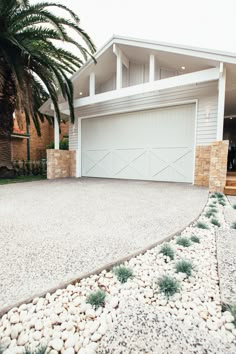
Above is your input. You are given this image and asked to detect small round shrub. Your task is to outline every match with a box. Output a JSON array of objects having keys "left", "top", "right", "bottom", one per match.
[
  {"left": 175, "top": 260, "right": 193, "bottom": 277},
  {"left": 211, "top": 218, "right": 221, "bottom": 227},
  {"left": 231, "top": 222, "right": 236, "bottom": 229},
  {"left": 190, "top": 235, "right": 200, "bottom": 243},
  {"left": 86, "top": 290, "right": 106, "bottom": 309},
  {"left": 210, "top": 194, "right": 217, "bottom": 199},
  {"left": 176, "top": 237, "right": 191, "bottom": 247},
  {"left": 215, "top": 192, "right": 225, "bottom": 199},
  {"left": 159, "top": 244, "right": 175, "bottom": 260},
  {"left": 113, "top": 266, "right": 134, "bottom": 283},
  {"left": 219, "top": 199, "right": 226, "bottom": 206},
  {"left": 196, "top": 221, "right": 209, "bottom": 229},
  {"left": 233, "top": 204, "right": 236, "bottom": 210},
  {"left": 208, "top": 203, "right": 216, "bottom": 208},
  {"left": 205, "top": 210, "right": 217, "bottom": 218},
  {"left": 158, "top": 276, "right": 180, "bottom": 298}
]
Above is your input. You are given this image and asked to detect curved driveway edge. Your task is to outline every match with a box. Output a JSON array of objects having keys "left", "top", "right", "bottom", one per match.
[{"left": 0, "top": 178, "right": 208, "bottom": 313}]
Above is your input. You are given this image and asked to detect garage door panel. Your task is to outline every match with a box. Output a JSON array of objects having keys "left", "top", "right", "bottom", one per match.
[{"left": 82, "top": 104, "right": 195, "bottom": 183}]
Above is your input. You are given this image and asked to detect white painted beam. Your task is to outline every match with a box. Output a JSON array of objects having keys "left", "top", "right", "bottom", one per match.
[
  {"left": 216, "top": 63, "right": 226, "bottom": 140},
  {"left": 149, "top": 54, "right": 155, "bottom": 82},
  {"left": 89, "top": 72, "right": 95, "bottom": 96},
  {"left": 113, "top": 44, "right": 129, "bottom": 68},
  {"left": 58, "top": 67, "right": 219, "bottom": 112},
  {"left": 76, "top": 118, "right": 82, "bottom": 177},
  {"left": 116, "top": 50, "right": 122, "bottom": 90},
  {"left": 54, "top": 113, "right": 60, "bottom": 149}
]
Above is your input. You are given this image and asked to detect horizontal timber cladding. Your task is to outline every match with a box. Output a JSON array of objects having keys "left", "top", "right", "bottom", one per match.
[{"left": 69, "top": 81, "right": 218, "bottom": 150}]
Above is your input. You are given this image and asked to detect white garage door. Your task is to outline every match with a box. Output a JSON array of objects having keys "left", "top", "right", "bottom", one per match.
[{"left": 81, "top": 104, "right": 195, "bottom": 183}]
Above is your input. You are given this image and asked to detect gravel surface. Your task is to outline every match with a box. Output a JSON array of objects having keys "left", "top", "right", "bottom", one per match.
[
  {"left": 0, "top": 192, "right": 235, "bottom": 354},
  {"left": 217, "top": 198, "right": 236, "bottom": 305},
  {"left": 0, "top": 178, "right": 207, "bottom": 310},
  {"left": 98, "top": 300, "right": 236, "bottom": 354}
]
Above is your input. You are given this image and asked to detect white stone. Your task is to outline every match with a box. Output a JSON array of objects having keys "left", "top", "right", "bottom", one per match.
[
  {"left": 50, "top": 338, "right": 63, "bottom": 351},
  {"left": 225, "top": 322, "right": 235, "bottom": 331},
  {"left": 110, "top": 298, "right": 119, "bottom": 309},
  {"left": 89, "top": 321, "right": 100, "bottom": 334},
  {"left": 33, "top": 331, "right": 42, "bottom": 341},
  {"left": 17, "top": 333, "right": 28, "bottom": 346},
  {"left": 35, "top": 320, "right": 43, "bottom": 331},
  {"left": 10, "top": 326, "right": 19, "bottom": 340},
  {"left": 91, "top": 332, "right": 102, "bottom": 342},
  {"left": 10, "top": 313, "right": 20, "bottom": 324},
  {"left": 64, "top": 349, "right": 75, "bottom": 354},
  {"left": 64, "top": 335, "right": 76, "bottom": 349},
  {"left": 98, "top": 322, "right": 108, "bottom": 335},
  {"left": 86, "top": 308, "right": 96, "bottom": 319}
]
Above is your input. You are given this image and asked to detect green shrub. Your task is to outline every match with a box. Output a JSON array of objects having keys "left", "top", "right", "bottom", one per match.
[
  {"left": 231, "top": 222, "right": 236, "bottom": 229},
  {"left": 47, "top": 138, "right": 69, "bottom": 150},
  {"left": 196, "top": 221, "right": 209, "bottom": 229},
  {"left": 210, "top": 194, "right": 217, "bottom": 198},
  {"left": 233, "top": 204, "right": 236, "bottom": 210},
  {"left": 205, "top": 210, "right": 217, "bottom": 218},
  {"left": 175, "top": 260, "right": 193, "bottom": 277},
  {"left": 24, "top": 347, "right": 47, "bottom": 354},
  {"left": 86, "top": 290, "right": 106, "bottom": 309},
  {"left": 219, "top": 199, "right": 226, "bottom": 206},
  {"left": 190, "top": 235, "right": 200, "bottom": 243},
  {"left": 113, "top": 266, "right": 134, "bottom": 283},
  {"left": 176, "top": 237, "right": 191, "bottom": 247},
  {"left": 211, "top": 218, "right": 221, "bottom": 227},
  {"left": 158, "top": 276, "right": 180, "bottom": 298},
  {"left": 208, "top": 203, "right": 216, "bottom": 208},
  {"left": 215, "top": 192, "right": 225, "bottom": 199},
  {"left": 159, "top": 244, "right": 175, "bottom": 260},
  {"left": 223, "top": 304, "right": 236, "bottom": 327}
]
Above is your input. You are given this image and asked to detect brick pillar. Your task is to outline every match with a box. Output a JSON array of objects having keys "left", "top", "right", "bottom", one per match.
[
  {"left": 209, "top": 140, "right": 229, "bottom": 193},
  {"left": 47, "top": 149, "right": 77, "bottom": 179},
  {"left": 194, "top": 146, "right": 211, "bottom": 186}
]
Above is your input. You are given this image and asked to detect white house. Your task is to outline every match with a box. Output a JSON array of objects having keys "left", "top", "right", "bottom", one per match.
[{"left": 40, "top": 35, "right": 236, "bottom": 193}]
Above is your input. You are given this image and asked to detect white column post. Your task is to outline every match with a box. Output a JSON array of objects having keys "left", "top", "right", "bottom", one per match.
[
  {"left": 216, "top": 63, "right": 226, "bottom": 140},
  {"left": 116, "top": 51, "right": 122, "bottom": 90},
  {"left": 149, "top": 54, "right": 155, "bottom": 82},
  {"left": 76, "top": 118, "right": 82, "bottom": 177},
  {"left": 54, "top": 113, "right": 60, "bottom": 149},
  {"left": 89, "top": 72, "right": 95, "bottom": 96}
]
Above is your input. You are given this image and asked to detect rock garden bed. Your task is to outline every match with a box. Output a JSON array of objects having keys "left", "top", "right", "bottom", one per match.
[{"left": 0, "top": 193, "right": 236, "bottom": 354}]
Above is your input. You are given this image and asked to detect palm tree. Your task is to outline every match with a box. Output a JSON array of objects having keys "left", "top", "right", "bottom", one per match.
[{"left": 0, "top": 0, "right": 96, "bottom": 177}]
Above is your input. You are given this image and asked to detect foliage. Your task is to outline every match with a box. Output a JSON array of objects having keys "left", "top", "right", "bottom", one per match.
[
  {"left": 12, "top": 159, "right": 47, "bottom": 176},
  {"left": 208, "top": 203, "right": 217, "bottom": 207},
  {"left": 158, "top": 276, "right": 180, "bottom": 298},
  {"left": 159, "top": 244, "right": 175, "bottom": 260},
  {"left": 86, "top": 290, "right": 106, "bottom": 309},
  {"left": 233, "top": 204, "right": 236, "bottom": 210},
  {"left": 113, "top": 266, "right": 134, "bottom": 283},
  {"left": 211, "top": 218, "right": 221, "bottom": 227},
  {"left": 24, "top": 346, "right": 47, "bottom": 354},
  {"left": 175, "top": 260, "right": 193, "bottom": 277},
  {"left": 0, "top": 0, "right": 96, "bottom": 134},
  {"left": 231, "top": 222, "right": 236, "bottom": 229},
  {"left": 205, "top": 210, "right": 217, "bottom": 218},
  {"left": 176, "top": 237, "right": 191, "bottom": 247},
  {"left": 210, "top": 194, "right": 217, "bottom": 199},
  {"left": 215, "top": 192, "right": 225, "bottom": 199},
  {"left": 223, "top": 304, "right": 236, "bottom": 327},
  {"left": 195, "top": 221, "right": 209, "bottom": 229},
  {"left": 47, "top": 138, "right": 69, "bottom": 150},
  {"left": 218, "top": 199, "right": 226, "bottom": 206},
  {"left": 0, "top": 175, "right": 46, "bottom": 184},
  {"left": 190, "top": 235, "right": 200, "bottom": 243}
]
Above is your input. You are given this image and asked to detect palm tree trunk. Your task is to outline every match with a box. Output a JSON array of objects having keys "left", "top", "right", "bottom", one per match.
[{"left": 0, "top": 71, "right": 17, "bottom": 177}]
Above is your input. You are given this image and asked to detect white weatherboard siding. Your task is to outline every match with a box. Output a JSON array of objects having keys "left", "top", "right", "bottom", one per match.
[
  {"left": 69, "top": 81, "right": 218, "bottom": 151},
  {"left": 81, "top": 104, "right": 195, "bottom": 183}
]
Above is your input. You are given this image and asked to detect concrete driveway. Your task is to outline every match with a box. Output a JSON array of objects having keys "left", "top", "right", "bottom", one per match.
[{"left": 0, "top": 178, "right": 208, "bottom": 310}]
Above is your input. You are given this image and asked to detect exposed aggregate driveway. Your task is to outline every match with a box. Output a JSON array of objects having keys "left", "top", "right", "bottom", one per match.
[{"left": 0, "top": 178, "right": 208, "bottom": 310}]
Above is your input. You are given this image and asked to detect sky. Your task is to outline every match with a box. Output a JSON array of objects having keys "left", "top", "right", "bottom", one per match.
[{"left": 31, "top": 0, "right": 236, "bottom": 54}]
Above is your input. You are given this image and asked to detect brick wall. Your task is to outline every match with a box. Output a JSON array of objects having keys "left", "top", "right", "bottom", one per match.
[
  {"left": 11, "top": 115, "right": 68, "bottom": 161},
  {"left": 194, "top": 140, "right": 229, "bottom": 193},
  {"left": 47, "top": 149, "right": 76, "bottom": 179}
]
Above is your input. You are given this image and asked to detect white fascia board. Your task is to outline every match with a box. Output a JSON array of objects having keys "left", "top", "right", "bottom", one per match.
[
  {"left": 113, "top": 35, "right": 236, "bottom": 65},
  {"left": 58, "top": 67, "right": 219, "bottom": 111}
]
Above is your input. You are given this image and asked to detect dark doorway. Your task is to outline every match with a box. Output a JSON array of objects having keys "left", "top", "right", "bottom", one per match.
[{"left": 223, "top": 117, "right": 236, "bottom": 171}]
